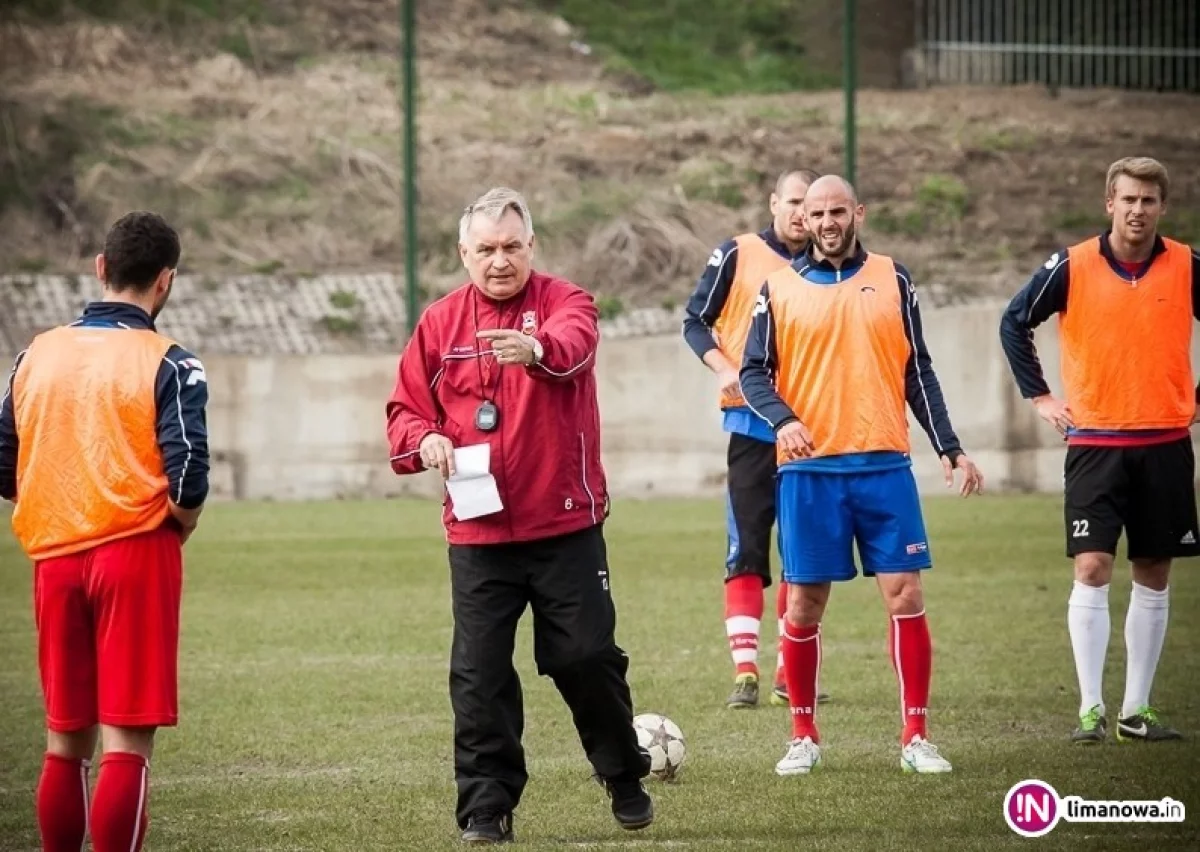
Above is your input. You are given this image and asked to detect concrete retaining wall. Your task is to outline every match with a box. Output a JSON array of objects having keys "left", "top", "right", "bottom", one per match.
[{"left": 200, "top": 299, "right": 1200, "bottom": 502}]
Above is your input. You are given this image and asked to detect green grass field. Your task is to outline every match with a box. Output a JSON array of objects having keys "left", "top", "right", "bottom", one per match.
[{"left": 1, "top": 495, "right": 1198, "bottom": 850}]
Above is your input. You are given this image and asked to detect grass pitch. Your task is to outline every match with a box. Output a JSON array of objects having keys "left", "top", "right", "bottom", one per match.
[{"left": 1, "top": 495, "right": 1197, "bottom": 850}]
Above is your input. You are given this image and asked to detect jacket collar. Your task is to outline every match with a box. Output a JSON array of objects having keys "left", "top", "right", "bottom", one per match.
[
  {"left": 79, "top": 301, "right": 157, "bottom": 330},
  {"left": 1098, "top": 230, "right": 1166, "bottom": 266},
  {"left": 758, "top": 226, "right": 808, "bottom": 261},
  {"left": 801, "top": 239, "right": 868, "bottom": 273}
]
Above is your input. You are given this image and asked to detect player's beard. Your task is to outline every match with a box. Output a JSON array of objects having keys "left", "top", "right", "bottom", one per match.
[
  {"left": 818, "top": 219, "right": 857, "bottom": 260},
  {"left": 151, "top": 280, "right": 173, "bottom": 320}
]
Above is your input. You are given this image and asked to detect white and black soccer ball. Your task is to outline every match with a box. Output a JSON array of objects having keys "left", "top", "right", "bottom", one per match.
[{"left": 633, "top": 713, "right": 686, "bottom": 782}]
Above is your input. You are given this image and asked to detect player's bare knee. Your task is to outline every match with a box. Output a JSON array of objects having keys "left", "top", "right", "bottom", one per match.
[
  {"left": 101, "top": 725, "right": 157, "bottom": 760},
  {"left": 47, "top": 727, "right": 98, "bottom": 760},
  {"left": 877, "top": 573, "right": 924, "bottom": 617},
  {"left": 1131, "top": 558, "right": 1170, "bottom": 591},
  {"left": 1073, "top": 552, "right": 1113, "bottom": 587},
  {"left": 785, "top": 582, "right": 828, "bottom": 626}
]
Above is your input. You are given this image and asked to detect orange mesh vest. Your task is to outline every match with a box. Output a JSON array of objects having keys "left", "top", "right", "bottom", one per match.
[
  {"left": 766, "top": 253, "right": 912, "bottom": 464},
  {"left": 1060, "top": 237, "right": 1195, "bottom": 430},
  {"left": 712, "top": 234, "right": 793, "bottom": 408},
  {"left": 12, "top": 325, "right": 175, "bottom": 560}
]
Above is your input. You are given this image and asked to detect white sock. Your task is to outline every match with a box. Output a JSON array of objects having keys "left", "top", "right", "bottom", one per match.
[
  {"left": 726, "top": 615, "right": 760, "bottom": 676},
  {"left": 1068, "top": 581, "right": 1110, "bottom": 716},
  {"left": 1121, "top": 583, "right": 1169, "bottom": 718}
]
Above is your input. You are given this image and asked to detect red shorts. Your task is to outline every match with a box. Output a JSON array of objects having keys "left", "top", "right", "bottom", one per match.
[{"left": 34, "top": 526, "right": 183, "bottom": 732}]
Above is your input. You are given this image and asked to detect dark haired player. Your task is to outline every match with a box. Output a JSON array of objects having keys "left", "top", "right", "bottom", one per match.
[{"left": 0, "top": 211, "right": 210, "bottom": 852}]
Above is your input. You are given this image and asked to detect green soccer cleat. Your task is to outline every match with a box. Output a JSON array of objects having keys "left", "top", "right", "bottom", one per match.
[
  {"left": 1116, "top": 706, "right": 1182, "bottom": 742},
  {"left": 1071, "top": 705, "right": 1107, "bottom": 744},
  {"left": 726, "top": 673, "right": 759, "bottom": 708}
]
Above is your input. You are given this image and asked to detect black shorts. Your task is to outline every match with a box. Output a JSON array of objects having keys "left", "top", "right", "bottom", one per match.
[
  {"left": 725, "top": 432, "right": 778, "bottom": 584},
  {"left": 1064, "top": 437, "right": 1200, "bottom": 561}
]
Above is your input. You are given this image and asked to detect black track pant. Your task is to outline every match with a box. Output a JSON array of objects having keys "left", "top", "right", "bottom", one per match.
[{"left": 447, "top": 523, "right": 650, "bottom": 828}]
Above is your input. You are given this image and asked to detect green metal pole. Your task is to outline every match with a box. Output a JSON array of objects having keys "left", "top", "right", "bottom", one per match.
[
  {"left": 843, "top": 0, "right": 857, "bottom": 187},
  {"left": 402, "top": 0, "right": 419, "bottom": 336}
]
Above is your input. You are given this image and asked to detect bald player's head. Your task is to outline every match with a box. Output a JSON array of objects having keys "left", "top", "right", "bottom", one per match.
[
  {"left": 770, "top": 168, "right": 820, "bottom": 250},
  {"left": 804, "top": 174, "right": 858, "bottom": 207},
  {"left": 775, "top": 168, "right": 820, "bottom": 197},
  {"left": 802, "top": 174, "right": 864, "bottom": 263}
]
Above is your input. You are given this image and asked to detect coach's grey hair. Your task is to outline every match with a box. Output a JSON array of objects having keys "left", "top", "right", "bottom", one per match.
[{"left": 458, "top": 186, "right": 535, "bottom": 244}]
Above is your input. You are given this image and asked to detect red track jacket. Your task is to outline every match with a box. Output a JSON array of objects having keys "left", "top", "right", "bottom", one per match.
[{"left": 386, "top": 271, "right": 610, "bottom": 544}]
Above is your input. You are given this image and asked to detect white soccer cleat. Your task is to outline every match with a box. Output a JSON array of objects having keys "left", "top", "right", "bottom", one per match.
[
  {"left": 901, "top": 735, "right": 952, "bottom": 774},
  {"left": 775, "top": 736, "right": 821, "bottom": 776}
]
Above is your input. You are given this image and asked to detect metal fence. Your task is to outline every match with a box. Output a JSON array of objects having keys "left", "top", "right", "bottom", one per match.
[{"left": 914, "top": 0, "right": 1200, "bottom": 91}]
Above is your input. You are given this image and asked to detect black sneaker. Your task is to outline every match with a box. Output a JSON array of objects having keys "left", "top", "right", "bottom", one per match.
[
  {"left": 597, "top": 775, "right": 654, "bottom": 830},
  {"left": 1116, "top": 706, "right": 1183, "bottom": 742},
  {"left": 461, "top": 810, "right": 513, "bottom": 845},
  {"left": 726, "top": 673, "right": 759, "bottom": 708},
  {"left": 1071, "top": 705, "right": 1107, "bottom": 744},
  {"left": 770, "top": 682, "right": 832, "bottom": 706}
]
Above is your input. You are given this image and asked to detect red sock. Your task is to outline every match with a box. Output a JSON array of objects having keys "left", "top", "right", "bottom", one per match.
[
  {"left": 724, "top": 574, "right": 765, "bottom": 677},
  {"left": 782, "top": 620, "right": 821, "bottom": 742},
  {"left": 90, "top": 752, "right": 149, "bottom": 852},
  {"left": 774, "top": 581, "right": 788, "bottom": 685},
  {"left": 37, "top": 753, "right": 91, "bottom": 852},
  {"left": 890, "top": 611, "right": 932, "bottom": 744}
]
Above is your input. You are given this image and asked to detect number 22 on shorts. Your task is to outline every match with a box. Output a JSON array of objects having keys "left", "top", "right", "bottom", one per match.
[{"left": 1071, "top": 519, "right": 1090, "bottom": 538}]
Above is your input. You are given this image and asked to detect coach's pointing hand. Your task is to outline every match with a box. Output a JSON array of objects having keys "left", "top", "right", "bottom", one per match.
[
  {"left": 420, "top": 433, "right": 456, "bottom": 479},
  {"left": 477, "top": 329, "right": 540, "bottom": 366},
  {"left": 776, "top": 420, "right": 815, "bottom": 460},
  {"left": 942, "top": 452, "right": 984, "bottom": 497}
]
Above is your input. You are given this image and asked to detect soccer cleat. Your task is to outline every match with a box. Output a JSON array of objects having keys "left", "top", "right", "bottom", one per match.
[
  {"left": 461, "top": 810, "right": 514, "bottom": 845},
  {"left": 1071, "top": 705, "right": 1107, "bottom": 744},
  {"left": 726, "top": 673, "right": 759, "bottom": 708},
  {"left": 596, "top": 774, "right": 654, "bottom": 830},
  {"left": 770, "top": 681, "right": 788, "bottom": 705},
  {"left": 901, "top": 735, "right": 952, "bottom": 774},
  {"left": 1116, "top": 706, "right": 1182, "bottom": 742},
  {"left": 775, "top": 736, "right": 821, "bottom": 775},
  {"left": 770, "top": 682, "right": 831, "bottom": 706}
]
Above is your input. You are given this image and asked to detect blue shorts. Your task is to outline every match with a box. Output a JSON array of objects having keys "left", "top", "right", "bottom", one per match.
[{"left": 777, "top": 466, "right": 932, "bottom": 584}]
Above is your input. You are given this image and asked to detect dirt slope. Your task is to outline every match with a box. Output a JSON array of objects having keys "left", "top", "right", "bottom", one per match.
[{"left": 2, "top": 0, "right": 1198, "bottom": 311}]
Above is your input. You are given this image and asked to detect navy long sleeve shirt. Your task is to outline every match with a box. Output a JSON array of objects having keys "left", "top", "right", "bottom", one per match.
[
  {"left": 0, "top": 302, "right": 209, "bottom": 508},
  {"left": 681, "top": 226, "right": 805, "bottom": 442}
]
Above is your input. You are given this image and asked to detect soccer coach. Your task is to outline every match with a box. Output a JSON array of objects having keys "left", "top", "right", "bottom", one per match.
[{"left": 385, "top": 186, "right": 653, "bottom": 845}]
